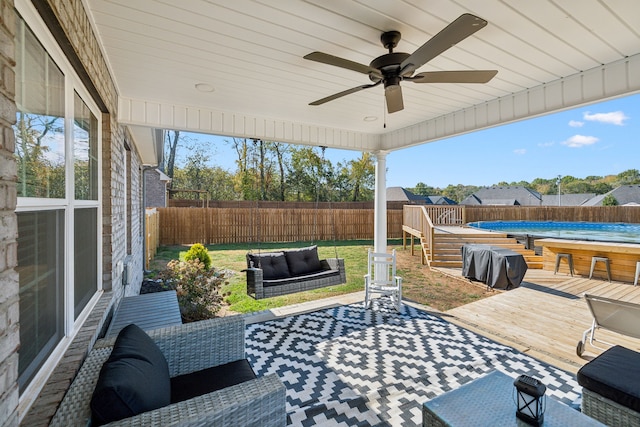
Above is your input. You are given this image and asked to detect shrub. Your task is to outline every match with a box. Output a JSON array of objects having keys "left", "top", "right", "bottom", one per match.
[
  {"left": 158, "top": 259, "right": 226, "bottom": 322},
  {"left": 184, "top": 243, "right": 212, "bottom": 270}
]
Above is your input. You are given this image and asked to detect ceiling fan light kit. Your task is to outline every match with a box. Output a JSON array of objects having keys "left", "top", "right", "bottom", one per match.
[{"left": 304, "top": 13, "right": 498, "bottom": 113}]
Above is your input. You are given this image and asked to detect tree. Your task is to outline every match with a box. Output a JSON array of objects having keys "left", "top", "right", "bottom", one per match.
[
  {"left": 592, "top": 182, "right": 613, "bottom": 194},
  {"left": 617, "top": 169, "right": 640, "bottom": 185},
  {"left": 411, "top": 182, "right": 439, "bottom": 196},
  {"left": 563, "top": 180, "right": 592, "bottom": 194},
  {"left": 287, "top": 146, "right": 324, "bottom": 201},
  {"left": 170, "top": 138, "right": 239, "bottom": 201},
  {"left": 347, "top": 152, "right": 375, "bottom": 201},
  {"left": 272, "top": 143, "right": 288, "bottom": 201},
  {"left": 602, "top": 194, "right": 618, "bottom": 206},
  {"left": 442, "top": 184, "right": 479, "bottom": 203},
  {"left": 14, "top": 112, "right": 65, "bottom": 198},
  {"left": 231, "top": 137, "right": 257, "bottom": 200},
  {"left": 163, "top": 130, "right": 181, "bottom": 184}
]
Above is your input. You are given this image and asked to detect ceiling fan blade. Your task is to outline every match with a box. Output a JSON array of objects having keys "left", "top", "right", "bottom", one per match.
[
  {"left": 304, "top": 52, "right": 382, "bottom": 79},
  {"left": 385, "top": 85, "right": 404, "bottom": 113},
  {"left": 410, "top": 70, "right": 498, "bottom": 83},
  {"left": 400, "top": 14, "right": 488, "bottom": 76},
  {"left": 309, "top": 81, "right": 381, "bottom": 106}
]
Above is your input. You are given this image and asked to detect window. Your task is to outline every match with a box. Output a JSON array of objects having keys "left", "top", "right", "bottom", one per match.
[
  {"left": 14, "top": 10, "right": 101, "bottom": 392},
  {"left": 74, "top": 208, "right": 98, "bottom": 319},
  {"left": 74, "top": 92, "right": 99, "bottom": 201},
  {"left": 14, "top": 17, "right": 65, "bottom": 199},
  {"left": 16, "top": 211, "right": 64, "bottom": 390}
]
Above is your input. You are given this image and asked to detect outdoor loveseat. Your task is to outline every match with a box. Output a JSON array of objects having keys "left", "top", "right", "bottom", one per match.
[
  {"left": 245, "top": 245, "right": 346, "bottom": 299},
  {"left": 50, "top": 316, "right": 285, "bottom": 426}
]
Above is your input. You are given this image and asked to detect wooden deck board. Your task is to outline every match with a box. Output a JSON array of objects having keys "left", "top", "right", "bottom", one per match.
[{"left": 436, "top": 266, "right": 640, "bottom": 373}]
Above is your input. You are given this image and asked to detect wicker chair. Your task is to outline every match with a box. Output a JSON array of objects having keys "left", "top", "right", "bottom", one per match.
[{"left": 50, "top": 316, "right": 286, "bottom": 427}]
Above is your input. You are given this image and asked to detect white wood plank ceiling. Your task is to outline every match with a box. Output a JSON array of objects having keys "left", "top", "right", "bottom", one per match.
[{"left": 84, "top": 0, "right": 640, "bottom": 162}]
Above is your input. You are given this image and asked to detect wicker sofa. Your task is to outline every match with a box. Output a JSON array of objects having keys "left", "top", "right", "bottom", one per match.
[
  {"left": 50, "top": 316, "right": 286, "bottom": 426},
  {"left": 245, "top": 245, "right": 346, "bottom": 299}
]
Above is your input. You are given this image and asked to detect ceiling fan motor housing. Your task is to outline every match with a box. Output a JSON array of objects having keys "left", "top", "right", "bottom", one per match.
[{"left": 369, "top": 52, "right": 411, "bottom": 85}]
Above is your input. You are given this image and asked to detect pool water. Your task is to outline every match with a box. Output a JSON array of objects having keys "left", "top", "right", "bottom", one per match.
[{"left": 467, "top": 221, "right": 640, "bottom": 244}]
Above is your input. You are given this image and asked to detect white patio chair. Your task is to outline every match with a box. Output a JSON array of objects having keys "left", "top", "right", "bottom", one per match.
[
  {"left": 576, "top": 294, "right": 640, "bottom": 357},
  {"left": 364, "top": 249, "right": 403, "bottom": 312}
]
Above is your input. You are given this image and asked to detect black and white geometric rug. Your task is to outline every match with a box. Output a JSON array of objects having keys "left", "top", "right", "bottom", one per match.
[{"left": 245, "top": 298, "right": 581, "bottom": 426}]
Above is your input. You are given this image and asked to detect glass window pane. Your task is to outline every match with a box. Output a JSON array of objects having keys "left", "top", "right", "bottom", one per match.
[
  {"left": 74, "top": 92, "right": 98, "bottom": 200},
  {"left": 14, "top": 18, "right": 65, "bottom": 198},
  {"left": 17, "top": 211, "right": 64, "bottom": 391},
  {"left": 74, "top": 208, "right": 98, "bottom": 318}
]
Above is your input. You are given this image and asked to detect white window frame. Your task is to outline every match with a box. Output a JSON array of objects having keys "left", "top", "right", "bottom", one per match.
[{"left": 15, "top": 0, "right": 103, "bottom": 414}]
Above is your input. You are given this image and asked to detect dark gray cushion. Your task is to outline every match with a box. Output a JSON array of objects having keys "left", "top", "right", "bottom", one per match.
[
  {"left": 247, "top": 252, "right": 290, "bottom": 280},
  {"left": 170, "top": 359, "right": 256, "bottom": 403},
  {"left": 90, "top": 324, "right": 171, "bottom": 426},
  {"left": 263, "top": 268, "right": 339, "bottom": 287},
  {"left": 577, "top": 345, "right": 640, "bottom": 412},
  {"left": 284, "top": 245, "right": 322, "bottom": 276}
]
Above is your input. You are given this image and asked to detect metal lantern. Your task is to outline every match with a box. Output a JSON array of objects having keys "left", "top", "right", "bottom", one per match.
[{"left": 514, "top": 375, "right": 546, "bottom": 426}]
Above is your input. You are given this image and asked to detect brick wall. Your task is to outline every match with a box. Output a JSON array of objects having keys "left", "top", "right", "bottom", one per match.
[
  {"left": 128, "top": 154, "right": 143, "bottom": 296},
  {"left": 0, "top": 0, "right": 19, "bottom": 425},
  {"left": 145, "top": 169, "right": 169, "bottom": 208}
]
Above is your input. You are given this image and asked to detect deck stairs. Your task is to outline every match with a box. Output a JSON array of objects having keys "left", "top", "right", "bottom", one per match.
[{"left": 422, "top": 231, "right": 543, "bottom": 269}]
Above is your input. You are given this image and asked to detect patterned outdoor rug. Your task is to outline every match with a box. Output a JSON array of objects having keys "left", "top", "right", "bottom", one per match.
[{"left": 245, "top": 298, "right": 581, "bottom": 426}]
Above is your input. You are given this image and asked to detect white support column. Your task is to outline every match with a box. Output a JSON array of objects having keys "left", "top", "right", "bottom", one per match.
[{"left": 373, "top": 151, "right": 388, "bottom": 254}]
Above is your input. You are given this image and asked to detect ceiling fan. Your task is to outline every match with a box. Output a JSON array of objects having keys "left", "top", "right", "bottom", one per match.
[{"left": 304, "top": 14, "right": 498, "bottom": 114}]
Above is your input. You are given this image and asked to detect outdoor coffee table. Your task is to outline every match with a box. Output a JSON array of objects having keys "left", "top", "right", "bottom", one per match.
[{"left": 422, "top": 371, "right": 604, "bottom": 426}]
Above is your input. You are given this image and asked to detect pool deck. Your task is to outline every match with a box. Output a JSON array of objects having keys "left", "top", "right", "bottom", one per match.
[{"left": 437, "top": 266, "right": 640, "bottom": 373}]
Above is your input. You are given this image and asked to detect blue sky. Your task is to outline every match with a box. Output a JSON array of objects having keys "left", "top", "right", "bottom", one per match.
[{"left": 183, "top": 93, "right": 638, "bottom": 189}]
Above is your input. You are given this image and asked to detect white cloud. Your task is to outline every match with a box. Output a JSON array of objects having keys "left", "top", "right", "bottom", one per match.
[
  {"left": 583, "top": 111, "right": 629, "bottom": 125},
  {"left": 568, "top": 120, "right": 584, "bottom": 127},
  {"left": 561, "top": 134, "right": 599, "bottom": 148},
  {"left": 538, "top": 141, "right": 554, "bottom": 147},
  {"left": 513, "top": 148, "right": 526, "bottom": 155}
]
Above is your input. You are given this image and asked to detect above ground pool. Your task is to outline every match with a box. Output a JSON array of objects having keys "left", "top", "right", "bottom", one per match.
[{"left": 467, "top": 221, "right": 640, "bottom": 244}]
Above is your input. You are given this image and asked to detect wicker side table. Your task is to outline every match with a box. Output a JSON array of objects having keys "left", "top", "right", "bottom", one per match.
[{"left": 423, "top": 371, "right": 604, "bottom": 427}]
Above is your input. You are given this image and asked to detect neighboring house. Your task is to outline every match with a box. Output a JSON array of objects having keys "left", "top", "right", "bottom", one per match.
[
  {"left": 386, "top": 187, "right": 428, "bottom": 204},
  {"left": 426, "top": 195, "right": 457, "bottom": 205},
  {"left": 581, "top": 186, "right": 640, "bottom": 206},
  {"left": 144, "top": 168, "right": 172, "bottom": 207},
  {"left": 541, "top": 193, "right": 596, "bottom": 206},
  {"left": 460, "top": 187, "right": 542, "bottom": 206},
  {"left": 386, "top": 187, "right": 457, "bottom": 205}
]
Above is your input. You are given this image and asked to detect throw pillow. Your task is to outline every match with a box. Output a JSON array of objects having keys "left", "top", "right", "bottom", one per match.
[
  {"left": 247, "top": 252, "right": 291, "bottom": 280},
  {"left": 285, "top": 245, "right": 322, "bottom": 276},
  {"left": 90, "top": 324, "right": 171, "bottom": 425}
]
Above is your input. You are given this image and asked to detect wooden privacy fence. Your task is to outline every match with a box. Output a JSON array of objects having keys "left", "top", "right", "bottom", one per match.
[
  {"left": 464, "top": 205, "right": 640, "bottom": 223},
  {"left": 145, "top": 208, "right": 160, "bottom": 269},
  {"left": 151, "top": 204, "right": 640, "bottom": 249},
  {"left": 157, "top": 207, "right": 404, "bottom": 246}
]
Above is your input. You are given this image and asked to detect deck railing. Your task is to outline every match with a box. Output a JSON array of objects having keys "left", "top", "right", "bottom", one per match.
[{"left": 403, "top": 206, "right": 466, "bottom": 263}]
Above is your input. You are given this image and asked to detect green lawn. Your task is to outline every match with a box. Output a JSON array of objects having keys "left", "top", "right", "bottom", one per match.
[{"left": 149, "top": 240, "right": 403, "bottom": 314}]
